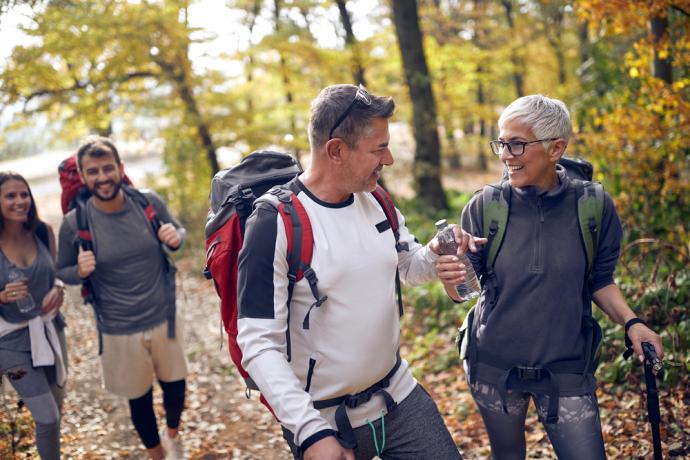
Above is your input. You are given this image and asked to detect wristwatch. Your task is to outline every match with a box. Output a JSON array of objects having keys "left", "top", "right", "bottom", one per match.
[{"left": 54, "top": 279, "right": 66, "bottom": 291}]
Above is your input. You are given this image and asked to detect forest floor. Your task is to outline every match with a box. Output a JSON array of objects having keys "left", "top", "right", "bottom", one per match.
[{"left": 1, "top": 165, "right": 688, "bottom": 459}]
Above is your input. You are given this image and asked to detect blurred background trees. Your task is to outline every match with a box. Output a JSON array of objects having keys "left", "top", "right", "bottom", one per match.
[{"left": 1, "top": 0, "right": 688, "bottom": 385}]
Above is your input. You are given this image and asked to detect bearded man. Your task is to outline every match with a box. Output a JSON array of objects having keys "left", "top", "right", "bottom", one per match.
[{"left": 56, "top": 137, "right": 187, "bottom": 460}]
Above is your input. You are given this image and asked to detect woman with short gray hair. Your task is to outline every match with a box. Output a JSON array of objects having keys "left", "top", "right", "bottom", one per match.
[{"left": 436, "top": 95, "right": 663, "bottom": 459}]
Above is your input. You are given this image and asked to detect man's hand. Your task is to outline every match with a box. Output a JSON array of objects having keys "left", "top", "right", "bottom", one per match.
[
  {"left": 628, "top": 322, "right": 664, "bottom": 360},
  {"left": 78, "top": 246, "right": 96, "bottom": 278},
  {"left": 429, "top": 224, "right": 487, "bottom": 256},
  {"left": 41, "top": 285, "right": 65, "bottom": 314},
  {"left": 303, "top": 436, "right": 355, "bottom": 460},
  {"left": 158, "top": 223, "right": 181, "bottom": 249},
  {"left": 435, "top": 255, "right": 467, "bottom": 285}
]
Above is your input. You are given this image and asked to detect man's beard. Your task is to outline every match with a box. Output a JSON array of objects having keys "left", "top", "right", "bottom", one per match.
[{"left": 91, "top": 179, "right": 123, "bottom": 201}]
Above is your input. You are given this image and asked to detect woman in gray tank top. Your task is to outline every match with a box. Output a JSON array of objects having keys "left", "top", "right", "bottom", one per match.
[{"left": 0, "top": 172, "right": 67, "bottom": 460}]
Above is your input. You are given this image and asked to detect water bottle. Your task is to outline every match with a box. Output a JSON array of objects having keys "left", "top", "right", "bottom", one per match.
[
  {"left": 7, "top": 267, "right": 35, "bottom": 313},
  {"left": 435, "top": 219, "right": 480, "bottom": 302}
]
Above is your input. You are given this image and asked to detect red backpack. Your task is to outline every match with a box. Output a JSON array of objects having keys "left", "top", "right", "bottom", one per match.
[{"left": 204, "top": 150, "right": 403, "bottom": 415}]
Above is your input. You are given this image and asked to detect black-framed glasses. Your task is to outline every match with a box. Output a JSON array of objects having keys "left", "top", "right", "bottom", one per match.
[
  {"left": 328, "top": 84, "right": 373, "bottom": 139},
  {"left": 489, "top": 138, "right": 559, "bottom": 156}
]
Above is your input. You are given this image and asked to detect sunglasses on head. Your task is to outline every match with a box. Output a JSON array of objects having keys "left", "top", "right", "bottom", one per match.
[{"left": 328, "top": 84, "right": 373, "bottom": 139}]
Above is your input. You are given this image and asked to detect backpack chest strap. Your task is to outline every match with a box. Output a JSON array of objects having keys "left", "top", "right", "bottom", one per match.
[{"left": 312, "top": 352, "right": 402, "bottom": 449}]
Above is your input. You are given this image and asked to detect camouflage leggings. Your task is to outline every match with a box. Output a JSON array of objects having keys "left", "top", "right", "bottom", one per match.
[{"left": 469, "top": 381, "right": 606, "bottom": 460}]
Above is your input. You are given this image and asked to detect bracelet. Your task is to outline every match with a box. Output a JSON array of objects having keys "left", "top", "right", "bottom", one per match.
[
  {"left": 54, "top": 279, "right": 66, "bottom": 291},
  {"left": 624, "top": 317, "right": 646, "bottom": 333}
]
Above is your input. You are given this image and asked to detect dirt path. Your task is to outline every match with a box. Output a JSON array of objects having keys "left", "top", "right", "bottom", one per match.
[{"left": 55, "top": 260, "right": 291, "bottom": 459}]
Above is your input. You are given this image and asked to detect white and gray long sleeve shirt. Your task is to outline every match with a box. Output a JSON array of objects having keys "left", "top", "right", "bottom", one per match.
[{"left": 237, "top": 179, "right": 439, "bottom": 449}]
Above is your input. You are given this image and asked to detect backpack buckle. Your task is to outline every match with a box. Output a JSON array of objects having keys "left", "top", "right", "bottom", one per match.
[
  {"left": 270, "top": 188, "right": 293, "bottom": 203},
  {"left": 229, "top": 187, "right": 255, "bottom": 215},
  {"left": 345, "top": 389, "right": 373, "bottom": 408},
  {"left": 516, "top": 366, "right": 542, "bottom": 380}
]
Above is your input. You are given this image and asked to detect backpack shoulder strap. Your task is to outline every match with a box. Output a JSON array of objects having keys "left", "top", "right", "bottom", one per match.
[
  {"left": 371, "top": 184, "right": 407, "bottom": 252},
  {"left": 123, "top": 186, "right": 163, "bottom": 235},
  {"left": 481, "top": 181, "right": 511, "bottom": 271},
  {"left": 73, "top": 198, "right": 96, "bottom": 305},
  {"left": 370, "top": 184, "right": 405, "bottom": 317},
  {"left": 260, "top": 185, "right": 326, "bottom": 335},
  {"left": 34, "top": 221, "right": 50, "bottom": 250},
  {"left": 75, "top": 198, "right": 93, "bottom": 252},
  {"left": 575, "top": 181, "right": 604, "bottom": 276}
]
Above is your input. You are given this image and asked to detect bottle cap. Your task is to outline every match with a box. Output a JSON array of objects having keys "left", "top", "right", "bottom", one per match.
[{"left": 435, "top": 219, "right": 448, "bottom": 230}]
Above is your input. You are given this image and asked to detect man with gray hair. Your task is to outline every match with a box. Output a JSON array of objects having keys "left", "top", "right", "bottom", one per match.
[
  {"left": 435, "top": 94, "right": 662, "bottom": 459},
  {"left": 237, "top": 84, "right": 477, "bottom": 459}
]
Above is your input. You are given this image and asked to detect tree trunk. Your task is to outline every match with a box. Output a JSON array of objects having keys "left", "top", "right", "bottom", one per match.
[
  {"left": 473, "top": 0, "right": 488, "bottom": 171},
  {"left": 244, "top": 0, "right": 261, "bottom": 118},
  {"left": 650, "top": 15, "right": 673, "bottom": 83},
  {"left": 477, "top": 78, "right": 488, "bottom": 171},
  {"left": 501, "top": 0, "right": 524, "bottom": 97},
  {"left": 541, "top": 3, "right": 567, "bottom": 85},
  {"left": 274, "top": 0, "right": 302, "bottom": 165},
  {"left": 391, "top": 0, "right": 447, "bottom": 210},
  {"left": 336, "top": 0, "right": 366, "bottom": 86},
  {"left": 153, "top": 55, "right": 220, "bottom": 175}
]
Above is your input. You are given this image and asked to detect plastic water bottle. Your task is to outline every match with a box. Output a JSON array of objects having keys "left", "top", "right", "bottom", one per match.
[
  {"left": 435, "top": 219, "right": 480, "bottom": 302},
  {"left": 7, "top": 267, "right": 35, "bottom": 313}
]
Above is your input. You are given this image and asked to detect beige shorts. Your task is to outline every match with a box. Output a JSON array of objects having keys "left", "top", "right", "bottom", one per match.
[{"left": 100, "top": 319, "right": 187, "bottom": 399}]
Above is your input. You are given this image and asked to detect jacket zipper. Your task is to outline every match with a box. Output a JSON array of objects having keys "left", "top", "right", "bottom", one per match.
[
  {"left": 304, "top": 357, "right": 317, "bottom": 392},
  {"left": 530, "top": 197, "right": 544, "bottom": 272}
]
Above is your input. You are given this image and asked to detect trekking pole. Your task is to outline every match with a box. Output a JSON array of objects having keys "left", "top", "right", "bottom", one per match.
[{"left": 641, "top": 342, "right": 663, "bottom": 460}]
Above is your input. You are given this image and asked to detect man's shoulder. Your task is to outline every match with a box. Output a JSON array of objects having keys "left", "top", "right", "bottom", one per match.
[{"left": 132, "top": 187, "right": 166, "bottom": 206}]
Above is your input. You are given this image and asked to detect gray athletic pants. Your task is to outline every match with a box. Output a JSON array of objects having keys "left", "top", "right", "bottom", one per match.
[
  {"left": 469, "top": 381, "right": 606, "bottom": 460},
  {"left": 0, "top": 331, "right": 67, "bottom": 460},
  {"left": 283, "top": 384, "right": 463, "bottom": 459}
]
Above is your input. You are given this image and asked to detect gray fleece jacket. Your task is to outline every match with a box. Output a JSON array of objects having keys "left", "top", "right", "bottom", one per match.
[{"left": 460, "top": 166, "right": 623, "bottom": 395}]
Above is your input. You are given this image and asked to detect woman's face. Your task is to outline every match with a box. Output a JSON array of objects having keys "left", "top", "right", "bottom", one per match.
[
  {"left": 499, "top": 119, "right": 559, "bottom": 189},
  {"left": 0, "top": 179, "right": 32, "bottom": 224}
]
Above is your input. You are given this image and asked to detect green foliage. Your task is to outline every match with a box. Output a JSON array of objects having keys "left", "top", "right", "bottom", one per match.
[
  {"left": 395, "top": 189, "right": 474, "bottom": 243},
  {"left": 152, "top": 127, "right": 212, "bottom": 263},
  {"left": 596, "top": 240, "right": 690, "bottom": 385},
  {"left": 396, "top": 188, "right": 475, "bottom": 375}
]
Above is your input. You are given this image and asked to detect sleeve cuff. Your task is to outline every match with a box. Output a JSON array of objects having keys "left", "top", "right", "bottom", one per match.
[
  {"left": 300, "top": 429, "right": 337, "bottom": 452},
  {"left": 422, "top": 244, "right": 440, "bottom": 263}
]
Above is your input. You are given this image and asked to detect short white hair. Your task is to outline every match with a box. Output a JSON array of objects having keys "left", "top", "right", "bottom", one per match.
[{"left": 498, "top": 95, "right": 572, "bottom": 141}]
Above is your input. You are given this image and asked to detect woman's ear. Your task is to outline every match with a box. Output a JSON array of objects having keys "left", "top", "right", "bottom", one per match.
[{"left": 549, "top": 139, "right": 568, "bottom": 162}]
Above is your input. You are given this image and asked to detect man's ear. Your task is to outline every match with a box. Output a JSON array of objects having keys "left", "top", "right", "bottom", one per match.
[{"left": 325, "top": 138, "right": 347, "bottom": 164}]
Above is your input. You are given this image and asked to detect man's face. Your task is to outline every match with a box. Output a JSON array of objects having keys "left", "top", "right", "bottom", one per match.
[
  {"left": 499, "top": 118, "right": 557, "bottom": 189},
  {"left": 341, "top": 117, "right": 394, "bottom": 193},
  {"left": 79, "top": 153, "right": 124, "bottom": 201}
]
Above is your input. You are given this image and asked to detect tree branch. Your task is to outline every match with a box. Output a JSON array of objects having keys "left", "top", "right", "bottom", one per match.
[
  {"left": 672, "top": 5, "right": 690, "bottom": 17},
  {"left": 22, "top": 70, "right": 159, "bottom": 105}
]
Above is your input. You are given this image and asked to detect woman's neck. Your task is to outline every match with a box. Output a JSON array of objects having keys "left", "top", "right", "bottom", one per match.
[{"left": 1, "top": 221, "right": 28, "bottom": 240}]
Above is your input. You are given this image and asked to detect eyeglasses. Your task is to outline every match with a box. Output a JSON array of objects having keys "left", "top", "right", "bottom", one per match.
[
  {"left": 328, "top": 84, "right": 373, "bottom": 139},
  {"left": 489, "top": 138, "right": 559, "bottom": 156}
]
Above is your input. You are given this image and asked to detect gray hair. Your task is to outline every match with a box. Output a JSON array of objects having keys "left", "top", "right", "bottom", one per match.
[
  {"left": 308, "top": 84, "right": 395, "bottom": 150},
  {"left": 498, "top": 95, "right": 572, "bottom": 142}
]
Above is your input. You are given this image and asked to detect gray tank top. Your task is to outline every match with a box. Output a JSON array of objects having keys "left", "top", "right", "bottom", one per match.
[{"left": 0, "top": 234, "right": 55, "bottom": 350}]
